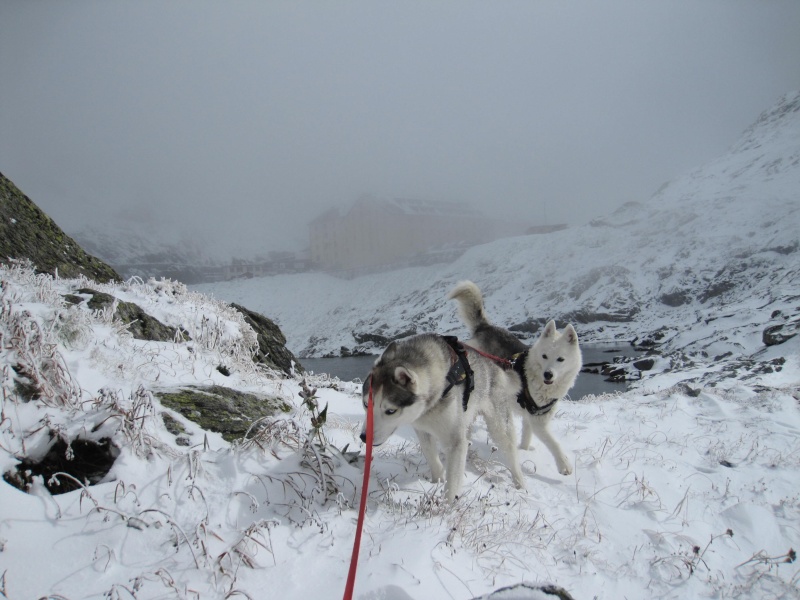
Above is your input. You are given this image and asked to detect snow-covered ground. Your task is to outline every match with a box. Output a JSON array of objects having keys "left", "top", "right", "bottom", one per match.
[
  {"left": 1, "top": 92, "right": 799, "bottom": 599},
  {"left": 1, "top": 261, "right": 798, "bottom": 600}
]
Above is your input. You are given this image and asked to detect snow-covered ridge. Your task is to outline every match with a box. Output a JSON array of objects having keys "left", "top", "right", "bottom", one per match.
[{"left": 193, "top": 92, "right": 800, "bottom": 370}]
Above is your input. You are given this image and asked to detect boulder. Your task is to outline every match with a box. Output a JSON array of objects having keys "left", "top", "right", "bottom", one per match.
[
  {"left": 763, "top": 323, "right": 798, "bottom": 346},
  {"left": 472, "top": 583, "right": 576, "bottom": 600}
]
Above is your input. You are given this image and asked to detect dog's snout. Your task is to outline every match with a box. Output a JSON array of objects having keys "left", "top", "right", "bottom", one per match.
[
  {"left": 359, "top": 432, "right": 367, "bottom": 443},
  {"left": 543, "top": 370, "right": 553, "bottom": 381}
]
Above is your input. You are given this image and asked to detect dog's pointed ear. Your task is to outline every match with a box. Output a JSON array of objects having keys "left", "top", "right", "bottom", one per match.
[
  {"left": 564, "top": 323, "right": 579, "bottom": 345},
  {"left": 362, "top": 373, "right": 373, "bottom": 396},
  {"left": 393, "top": 366, "right": 417, "bottom": 390},
  {"left": 542, "top": 320, "right": 557, "bottom": 338},
  {"left": 379, "top": 342, "right": 398, "bottom": 364}
]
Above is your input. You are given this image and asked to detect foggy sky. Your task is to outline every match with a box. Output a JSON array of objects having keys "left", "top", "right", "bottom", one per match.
[{"left": 2, "top": 1, "right": 799, "bottom": 257}]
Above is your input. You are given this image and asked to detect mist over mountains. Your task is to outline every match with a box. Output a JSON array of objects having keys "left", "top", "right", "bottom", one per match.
[{"left": 194, "top": 91, "right": 800, "bottom": 375}]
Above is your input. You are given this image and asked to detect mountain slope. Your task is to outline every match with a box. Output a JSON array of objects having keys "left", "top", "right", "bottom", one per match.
[
  {"left": 194, "top": 92, "right": 800, "bottom": 370},
  {"left": 0, "top": 172, "right": 121, "bottom": 282}
]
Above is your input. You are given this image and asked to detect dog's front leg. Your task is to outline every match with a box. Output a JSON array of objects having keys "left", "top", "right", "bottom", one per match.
[
  {"left": 415, "top": 430, "right": 445, "bottom": 483},
  {"left": 526, "top": 416, "right": 572, "bottom": 476},
  {"left": 443, "top": 437, "right": 468, "bottom": 503}
]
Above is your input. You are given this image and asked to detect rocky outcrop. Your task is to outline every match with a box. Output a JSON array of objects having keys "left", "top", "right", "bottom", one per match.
[
  {"left": 0, "top": 172, "right": 120, "bottom": 282},
  {"left": 72, "top": 288, "right": 186, "bottom": 342},
  {"left": 659, "top": 289, "right": 692, "bottom": 307},
  {"left": 231, "top": 303, "right": 303, "bottom": 375},
  {"left": 763, "top": 322, "right": 798, "bottom": 346}
]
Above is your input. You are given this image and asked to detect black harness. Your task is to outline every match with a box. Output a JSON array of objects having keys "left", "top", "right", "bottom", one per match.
[
  {"left": 511, "top": 350, "right": 558, "bottom": 416},
  {"left": 441, "top": 336, "right": 474, "bottom": 411}
]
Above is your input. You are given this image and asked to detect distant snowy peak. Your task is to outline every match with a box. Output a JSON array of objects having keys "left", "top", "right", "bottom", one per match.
[
  {"left": 656, "top": 90, "right": 800, "bottom": 203},
  {"left": 732, "top": 90, "right": 800, "bottom": 155}
]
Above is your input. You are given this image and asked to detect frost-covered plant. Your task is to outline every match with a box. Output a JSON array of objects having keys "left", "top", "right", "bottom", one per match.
[
  {"left": 236, "top": 417, "right": 304, "bottom": 454},
  {"left": 1, "top": 283, "right": 82, "bottom": 408},
  {"left": 298, "top": 379, "right": 328, "bottom": 446},
  {"left": 50, "top": 306, "right": 93, "bottom": 348},
  {"left": 90, "top": 386, "right": 169, "bottom": 459},
  {"left": 651, "top": 528, "right": 735, "bottom": 579}
]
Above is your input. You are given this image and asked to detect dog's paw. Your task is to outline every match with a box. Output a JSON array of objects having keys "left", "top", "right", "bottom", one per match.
[
  {"left": 557, "top": 458, "right": 572, "bottom": 476},
  {"left": 429, "top": 469, "right": 445, "bottom": 483}
]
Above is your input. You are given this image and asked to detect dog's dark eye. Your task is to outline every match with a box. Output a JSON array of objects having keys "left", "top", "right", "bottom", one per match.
[
  {"left": 542, "top": 354, "right": 548, "bottom": 360},
  {"left": 557, "top": 357, "right": 565, "bottom": 363},
  {"left": 385, "top": 408, "right": 397, "bottom": 416}
]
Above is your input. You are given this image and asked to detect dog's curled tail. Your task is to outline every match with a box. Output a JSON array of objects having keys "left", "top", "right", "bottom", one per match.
[{"left": 448, "top": 280, "right": 490, "bottom": 333}]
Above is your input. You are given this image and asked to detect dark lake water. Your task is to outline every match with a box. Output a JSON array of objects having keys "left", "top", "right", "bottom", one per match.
[{"left": 301, "top": 343, "right": 641, "bottom": 400}]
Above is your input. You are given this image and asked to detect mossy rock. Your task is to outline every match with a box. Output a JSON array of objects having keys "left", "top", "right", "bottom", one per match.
[
  {"left": 78, "top": 287, "right": 185, "bottom": 342},
  {"left": 0, "top": 171, "right": 120, "bottom": 282},
  {"left": 156, "top": 385, "right": 292, "bottom": 441}
]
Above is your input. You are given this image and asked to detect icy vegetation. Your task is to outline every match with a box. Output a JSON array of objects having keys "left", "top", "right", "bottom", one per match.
[{"left": 1, "top": 92, "right": 799, "bottom": 599}]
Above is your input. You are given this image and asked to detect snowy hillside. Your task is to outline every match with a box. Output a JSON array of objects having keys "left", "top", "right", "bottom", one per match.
[
  {"left": 2, "top": 252, "right": 799, "bottom": 600},
  {"left": 194, "top": 91, "right": 800, "bottom": 382}
]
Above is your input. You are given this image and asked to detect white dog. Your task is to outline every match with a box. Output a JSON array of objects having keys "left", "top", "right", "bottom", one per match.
[{"left": 449, "top": 281, "right": 582, "bottom": 475}]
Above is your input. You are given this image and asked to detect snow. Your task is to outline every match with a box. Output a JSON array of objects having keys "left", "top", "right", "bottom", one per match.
[{"left": 2, "top": 92, "right": 800, "bottom": 599}]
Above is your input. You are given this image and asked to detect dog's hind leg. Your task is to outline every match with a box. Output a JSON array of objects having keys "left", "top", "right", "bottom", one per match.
[
  {"left": 522, "top": 415, "right": 572, "bottom": 476},
  {"left": 484, "top": 413, "right": 526, "bottom": 490},
  {"left": 415, "top": 429, "right": 445, "bottom": 483},
  {"left": 520, "top": 417, "right": 534, "bottom": 451}
]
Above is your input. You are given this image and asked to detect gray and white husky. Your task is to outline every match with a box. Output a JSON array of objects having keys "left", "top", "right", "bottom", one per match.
[
  {"left": 360, "top": 333, "right": 525, "bottom": 502},
  {"left": 449, "top": 280, "right": 582, "bottom": 476}
]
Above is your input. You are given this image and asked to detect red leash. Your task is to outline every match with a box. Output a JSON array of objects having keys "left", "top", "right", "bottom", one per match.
[{"left": 342, "top": 381, "right": 374, "bottom": 600}]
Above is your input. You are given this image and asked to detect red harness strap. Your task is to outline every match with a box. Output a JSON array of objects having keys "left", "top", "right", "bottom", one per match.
[
  {"left": 462, "top": 343, "right": 514, "bottom": 369},
  {"left": 342, "top": 381, "right": 374, "bottom": 600}
]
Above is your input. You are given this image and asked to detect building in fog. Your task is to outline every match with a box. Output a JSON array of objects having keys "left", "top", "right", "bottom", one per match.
[{"left": 308, "top": 195, "right": 528, "bottom": 274}]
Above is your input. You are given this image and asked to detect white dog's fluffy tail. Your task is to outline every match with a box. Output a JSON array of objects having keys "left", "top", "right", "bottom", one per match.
[{"left": 448, "top": 280, "right": 490, "bottom": 333}]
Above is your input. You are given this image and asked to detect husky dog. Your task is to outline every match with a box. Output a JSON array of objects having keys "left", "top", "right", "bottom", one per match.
[
  {"left": 449, "top": 281, "right": 581, "bottom": 476},
  {"left": 360, "top": 333, "right": 525, "bottom": 502}
]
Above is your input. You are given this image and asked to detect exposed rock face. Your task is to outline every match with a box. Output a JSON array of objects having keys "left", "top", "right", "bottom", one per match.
[
  {"left": 0, "top": 172, "right": 120, "bottom": 282},
  {"left": 763, "top": 322, "right": 798, "bottom": 346},
  {"left": 231, "top": 303, "right": 303, "bottom": 375},
  {"left": 659, "top": 289, "right": 691, "bottom": 307}
]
